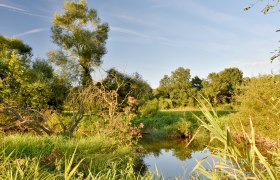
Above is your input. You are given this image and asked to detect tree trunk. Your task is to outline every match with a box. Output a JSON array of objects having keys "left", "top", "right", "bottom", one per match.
[{"left": 81, "top": 64, "right": 93, "bottom": 87}]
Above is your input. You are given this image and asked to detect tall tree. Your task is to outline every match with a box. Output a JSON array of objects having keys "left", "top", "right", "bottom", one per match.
[
  {"left": 50, "top": 0, "right": 109, "bottom": 86},
  {"left": 157, "top": 67, "right": 197, "bottom": 107},
  {"left": 202, "top": 67, "right": 243, "bottom": 105}
]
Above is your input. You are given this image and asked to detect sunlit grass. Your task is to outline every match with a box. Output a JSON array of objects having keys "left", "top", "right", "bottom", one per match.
[{"left": 0, "top": 134, "right": 154, "bottom": 179}]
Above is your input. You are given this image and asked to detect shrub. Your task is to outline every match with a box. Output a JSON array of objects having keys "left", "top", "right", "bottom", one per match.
[
  {"left": 230, "top": 74, "right": 280, "bottom": 139},
  {"left": 176, "top": 120, "right": 192, "bottom": 135},
  {"left": 139, "top": 99, "right": 159, "bottom": 116},
  {"left": 158, "top": 98, "right": 172, "bottom": 109}
]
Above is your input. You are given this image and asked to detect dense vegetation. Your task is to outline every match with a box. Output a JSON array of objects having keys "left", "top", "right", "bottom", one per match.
[
  {"left": 1, "top": 0, "right": 280, "bottom": 179},
  {"left": 152, "top": 67, "right": 243, "bottom": 110}
]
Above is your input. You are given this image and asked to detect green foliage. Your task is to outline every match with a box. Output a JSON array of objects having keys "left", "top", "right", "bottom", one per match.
[
  {"left": 102, "top": 68, "right": 153, "bottom": 111},
  {"left": 194, "top": 100, "right": 280, "bottom": 179},
  {"left": 0, "top": 35, "right": 32, "bottom": 62},
  {"left": 0, "top": 52, "right": 25, "bottom": 102},
  {"left": 156, "top": 67, "right": 199, "bottom": 108},
  {"left": 134, "top": 110, "right": 232, "bottom": 138},
  {"left": 0, "top": 50, "right": 69, "bottom": 110},
  {"left": 50, "top": 0, "right": 109, "bottom": 86},
  {"left": 229, "top": 74, "right": 280, "bottom": 139},
  {"left": 155, "top": 67, "right": 243, "bottom": 109},
  {"left": 202, "top": 67, "right": 243, "bottom": 106},
  {"left": 139, "top": 99, "right": 159, "bottom": 116},
  {"left": 175, "top": 120, "right": 192, "bottom": 135},
  {"left": 158, "top": 97, "right": 173, "bottom": 109},
  {"left": 32, "top": 59, "right": 54, "bottom": 80},
  {"left": 19, "top": 81, "right": 51, "bottom": 109},
  {"left": 191, "top": 75, "right": 203, "bottom": 90}
]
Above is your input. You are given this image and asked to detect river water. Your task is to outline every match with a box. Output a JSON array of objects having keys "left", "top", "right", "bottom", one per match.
[{"left": 139, "top": 137, "right": 214, "bottom": 179}]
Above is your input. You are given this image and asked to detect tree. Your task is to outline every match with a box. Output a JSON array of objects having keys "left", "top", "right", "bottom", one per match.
[
  {"left": 102, "top": 68, "right": 153, "bottom": 111},
  {"left": 156, "top": 67, "right": 198, "bottom": 108},
  {"left": 50, "top": 0, "right": 109, "bottom": 86},
  {"left": 169, "top": 67, "right": 194, "bottom": 107},
  {"left": 191, "top": 76, "right": 203, "bottom": 90},
  {"left": 0, "top": 35, "right": 32, "bottom": 60},
  {"left": 0, "top": 51, "right": 26, "bottom": 103},
  {"left": 202, "top": 67, "right": 243, "bottom": 105},
  {"left": 0, "top": 36, "right": 70, "bottom": 110},
  {"left": 31, "top": 59, "right": 71, "bottom": 110}
]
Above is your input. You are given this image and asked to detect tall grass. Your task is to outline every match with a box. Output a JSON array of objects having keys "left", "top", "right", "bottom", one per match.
[
  {"left": 0, "top": 134, "right": 154, "bottom": 179},
  {"left": 193, "top": 99, "right": 280, "bottom": 179}
]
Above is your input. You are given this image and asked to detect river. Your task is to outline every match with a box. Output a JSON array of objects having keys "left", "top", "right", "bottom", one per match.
[{"left": 139, "top": 137, "right": 214, "bottom": 179}]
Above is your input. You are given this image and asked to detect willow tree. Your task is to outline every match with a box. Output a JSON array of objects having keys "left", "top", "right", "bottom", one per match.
[{"left": 50, "top": 0, "right": 109, "bottom": 86}]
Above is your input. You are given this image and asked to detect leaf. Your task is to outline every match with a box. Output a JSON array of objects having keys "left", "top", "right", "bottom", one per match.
[
  {"left": 244, "top": 6, "right": 251, "bottom": 11},
  {"left": 270, "top": 54, "right": 280, "bottom": 62},
  {"left": 191, "top": 157, "right": 207, "bottom": 173},
  {"left": 262, "top": 5, "right": 274, "bottom": 14}
]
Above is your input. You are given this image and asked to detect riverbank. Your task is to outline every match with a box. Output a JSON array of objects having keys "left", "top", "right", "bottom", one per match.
[
  {"left": 0, "top": 133, "right": 153, "bottom": 179},
  {"left": 133, "top": 110, "right": 234, "bottom": 139}
]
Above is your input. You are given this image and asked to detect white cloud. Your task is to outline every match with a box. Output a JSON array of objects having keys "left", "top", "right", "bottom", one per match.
[{"left": 13, "top": 28, "right": 46, "bottom": 37}]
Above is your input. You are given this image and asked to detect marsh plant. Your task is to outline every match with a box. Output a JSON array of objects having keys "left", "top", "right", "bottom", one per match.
[{"left": 192, "top": 99, "right": 280, "bottom": 179}]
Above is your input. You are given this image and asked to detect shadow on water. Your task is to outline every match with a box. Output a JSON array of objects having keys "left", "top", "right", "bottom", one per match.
[{"left": 138, "top": 136, "right": 214, "bottom": 179}]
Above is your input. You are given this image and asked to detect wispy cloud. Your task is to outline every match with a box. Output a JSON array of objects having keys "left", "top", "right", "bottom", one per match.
[
  {"left": 111, "top": 26, "right": 149, "bottom": 38},
  {"left": 13, "top": 28, "right": 46, "bottom": 37},
  {"left": 112, "top": 14, "right": 161, "bottom": 29},
  {"left": 110, "top": 26, "right": 175, "bottom": 46},
  {"left": 0, "top": 2, "right": 49, "bottom": 19},
  {"left": 233, "top": 60, "right": 271, "bottom": 66},
  {"left": 0, "top": 3, "right": 27, "bottom": 12},
  {"left": 148, "top": 0, "right": 245, "bottom": 30}
]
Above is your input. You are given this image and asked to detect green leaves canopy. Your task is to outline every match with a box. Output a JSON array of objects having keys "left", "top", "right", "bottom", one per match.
[{"left": 50, "top": 0, "right": 109, "bottom": 86}]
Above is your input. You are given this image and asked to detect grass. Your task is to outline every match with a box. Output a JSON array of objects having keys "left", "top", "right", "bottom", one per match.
[
  {"left": 134, "top": 110, "right": 233, "bottom": 138},
  {"left": 0, "top": 133, "right": 155, "bottom": 179}
]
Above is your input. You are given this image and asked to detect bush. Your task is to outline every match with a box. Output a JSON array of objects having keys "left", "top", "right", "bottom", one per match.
[
  {"left": 139, "top": 99, "right": 159, "bottom": 116},
  {"left": 158, "top": 98, "right": 172, "bottom": 109},
  {"left": 176, "top": 120, "right": 192, "bottom": 135},
  {"left": 230, "top": 74, "right": 280, "bottom": 139}
]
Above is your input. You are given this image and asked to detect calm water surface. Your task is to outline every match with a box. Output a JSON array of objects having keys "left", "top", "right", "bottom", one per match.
[{"left": 139, "top": 137, "right": 214, "bottom": 179}]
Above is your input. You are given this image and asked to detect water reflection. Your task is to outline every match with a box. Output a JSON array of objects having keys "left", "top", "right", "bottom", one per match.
[{"left": 139, "top": 137, "right": 213, "bottom": 179}]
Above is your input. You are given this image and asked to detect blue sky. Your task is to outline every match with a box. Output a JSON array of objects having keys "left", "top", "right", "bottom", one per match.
[{"left": 0, "top": 0, "right": 279, "bottom": 88}]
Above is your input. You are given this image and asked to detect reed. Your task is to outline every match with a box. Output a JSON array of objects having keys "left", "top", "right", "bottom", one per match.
[{"left": 192, "top": 98, "right": 280, "bottom": 179}]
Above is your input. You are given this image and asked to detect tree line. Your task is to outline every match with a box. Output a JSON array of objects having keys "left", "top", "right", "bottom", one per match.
[{"left": 153, "top": 67, "right": 243, "bottom": 109}]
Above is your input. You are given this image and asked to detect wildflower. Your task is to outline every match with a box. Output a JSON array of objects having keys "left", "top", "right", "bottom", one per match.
[
  {"left": 137, "top": 133, "right": 143, "bottom": 138},
  {"left": 139, "top": 123, "right": 144, "bottom": 128}
]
